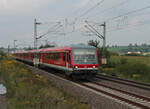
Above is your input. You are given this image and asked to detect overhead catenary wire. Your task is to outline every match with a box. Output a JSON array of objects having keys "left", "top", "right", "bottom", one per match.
[
  {"left": 69, "top": 0, "right": 130, "bottom": 35},
  {"left": 85, "top": 20, "right": 104, "bottom": 39},
  {"left": 62, "top": 0, "right": 105, "bottom": 36},
  {"left": 107, "top": 19, "right": 150, "bottom": 32},
  {"left": 85, "top": 3, "right": 150, "bottom": 34},
  {"left": 30, "top": 1, "right": 150, "bottom": 47},
  {"left": 69, "top": 0, "right": 105, "bottom": 26},
  {"left": 37, "top": 22, "right": 63, "bottom": 39},
  {"left": 106, "top": 4, "right": 150, "bottom": 22},
  {"left": 78, "top": 0, "right": 105, "bottom": 18},
  {"left": 88, "top": 0, "right": 132, "bottom": 19}
]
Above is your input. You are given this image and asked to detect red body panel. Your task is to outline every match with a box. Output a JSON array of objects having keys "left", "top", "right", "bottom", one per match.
[{"left": 13, "top": 46, "right": 99, "bottom": 70}]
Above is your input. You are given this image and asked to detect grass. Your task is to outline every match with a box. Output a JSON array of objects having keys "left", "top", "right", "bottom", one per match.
[
  {"left": 108, "top": 46, "right": 128, "bottom": 53},
  {"left": 0, "top": 58, "right": 90, "bottom": 109},
  {"left": 102, "top": 56, "right": 150, "bottom": 83},
  {"left": 110, "top": 56, "right": 150, "bottom": 67}
]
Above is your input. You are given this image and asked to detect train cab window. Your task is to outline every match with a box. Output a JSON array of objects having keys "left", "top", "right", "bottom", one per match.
[{"left": 72, "top": 48, "right": 97, "bottom": 64}]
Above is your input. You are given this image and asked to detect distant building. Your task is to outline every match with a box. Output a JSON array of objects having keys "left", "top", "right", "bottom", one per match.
[
  {"left": 127, "top": 51, "right": 141, "bottom": 55},
  {"left": 143, "top": 52, "right": 150, "bottom": 56}
]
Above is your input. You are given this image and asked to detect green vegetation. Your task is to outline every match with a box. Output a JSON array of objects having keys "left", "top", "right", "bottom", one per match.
[
  {"left": 0, "top": 53, "right": 90, "bottom": 109},
  {"left": 108, "top": 46, "right": 128, "bottom": 53},
  {"left": 0, "top": 51, "right": 7, "bottom": 60},
  {"left": 103, "top": 56, "right": 150, "bottom": 83},
  {"left": 108, "top": 43, "right": 150, "bottom": 54},
  {"left": 87, "top": 40, "right": 150, "bottom": 83}
]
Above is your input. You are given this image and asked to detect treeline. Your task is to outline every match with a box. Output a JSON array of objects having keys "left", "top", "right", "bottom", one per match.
[{"left": 110, "top": 43, "right": 150, "bottom": 53}]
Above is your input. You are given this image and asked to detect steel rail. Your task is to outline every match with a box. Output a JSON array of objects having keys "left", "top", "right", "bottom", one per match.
[
  {"left": 96, "top": 74, "right": 150, "bottom": 91},
  {"left": 91, "top": 80, "right": 150, "bottom": 101}
]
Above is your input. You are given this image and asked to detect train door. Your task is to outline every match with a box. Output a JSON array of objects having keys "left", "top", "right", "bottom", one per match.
[
  {"left": 62, "top": 51, "right": 71, "bottom": 68},
  {"left": 33, "top": 52, "right": 39, "bottom": 66},
  {"left": 67, "top": 52, "right": 71, "bottom": 67},
  {"left": 63, "top": 52, "right": 66, "bottom": 66},
  {"left": 38, "top": 52, "right": 42, "bottom": 64},
  {"left": 40, "top": 52, "right": 43, "bottom": 64}
]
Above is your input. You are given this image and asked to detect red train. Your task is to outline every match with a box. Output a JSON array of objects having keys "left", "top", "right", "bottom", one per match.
[{"left": 13, "top": 45, "right": 99, "bottom": 79}]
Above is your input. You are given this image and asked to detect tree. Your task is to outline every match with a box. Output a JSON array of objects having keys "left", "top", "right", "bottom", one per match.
[
  {"left": 25, "top": 46, "right": 33, "bottom": 50},
  {"left": 88, "top": 40, "right": 100, "bottom": 48},
  {"left": 39, "top": 44, "right": 55, "bottom": 49}
]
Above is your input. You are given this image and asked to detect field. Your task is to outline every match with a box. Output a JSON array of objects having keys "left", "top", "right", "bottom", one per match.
[
  {"left": 108, "top": 46, "right": 128, "bottom": 53},
  {"left": 0, "top": 55, "right": 90, "bottom": 109},
  {"left": 110, "top": 56, "right": 150, "bottom": 67},
  {"left": 103, "top": 56, "right": 150, "bottom": 83}
]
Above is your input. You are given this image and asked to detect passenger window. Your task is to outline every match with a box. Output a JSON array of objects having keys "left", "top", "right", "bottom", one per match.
[{"left": 63, "top": 53, "right": 65, "bottom": 61}]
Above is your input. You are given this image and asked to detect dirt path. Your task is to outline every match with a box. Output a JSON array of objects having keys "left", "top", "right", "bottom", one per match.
[{"left": 0, "top": 78, "right": 7, "bottom": 109}]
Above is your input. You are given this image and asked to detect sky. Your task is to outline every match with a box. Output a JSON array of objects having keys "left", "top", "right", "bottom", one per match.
[{"left": 0, "top": 0, "right": 150, "bottom": 48}]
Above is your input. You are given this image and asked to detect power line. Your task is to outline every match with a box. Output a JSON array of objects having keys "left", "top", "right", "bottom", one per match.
[
  {"left": 106, "top": 5, "right": 150, "bottom": 21},
  {"left": 89, "top": 0, "right": 132, "bottom": 19},
  {"left": 37, "top": 22, "right": 63, "bottom": 39},
  {"left": 68, "top": 0, "right": 130, "bottom": 34},
  {"left": 63, "top": 0, "right": 105, "bottom": 34},
  {"left": 86, "top": 4, "right": 150, "bottom": 33},
  {"left": 78, "top": 0, "right": 105, "bottom": 18},
  {"left": 107, "top": 19, "right": 150, "bottom": 32}
]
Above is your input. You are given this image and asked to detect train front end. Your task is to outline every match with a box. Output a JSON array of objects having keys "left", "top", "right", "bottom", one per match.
[{"left": 71, "top": 45, "right": 98, "bottom": 79}]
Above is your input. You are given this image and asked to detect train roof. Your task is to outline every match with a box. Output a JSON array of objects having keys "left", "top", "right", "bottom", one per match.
[
  {"left": 71, "top": 44, "right": 96, "bottom": 49},
  {"left": 14, "top": 45, "right": 96, "bottom": 53},
  {"left": 42, "top": 45, "right": 96, "bottom": 52}
]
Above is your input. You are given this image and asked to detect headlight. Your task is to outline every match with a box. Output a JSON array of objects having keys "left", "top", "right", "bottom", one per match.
[
  {"left": 93, "top": 66, "right": 95, "bottom": 68},
  {"left": 75, "top": 66, "right": 78, "bottom": 68}
]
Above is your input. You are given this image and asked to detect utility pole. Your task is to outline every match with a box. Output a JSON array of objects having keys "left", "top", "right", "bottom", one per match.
[
  {"left": 14, "top": 40, "right": 17, "bottom": 53},
  {"left": 34, "top": 19, "right": 42, "bottom": 50},
  {"left": 101, "top": 22, "right": 106, "bottom": 49},
  {"left": 34, "top": 19, "right": 41, "bottom": 66},
  {"left": 8, "top": 45, "right": 10, "bottom": 55},
  {"left": 34, "top": 19, "right": 37, "bottom": 49},
  {"left": 100, "top": 22, "right": 107, "bottom": 64},
  {"left": 33, "top": 19, "right": 62, "bottom": 66}
]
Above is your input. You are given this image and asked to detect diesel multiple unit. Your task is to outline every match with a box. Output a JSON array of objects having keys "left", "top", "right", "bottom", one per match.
[{"left": 13, "top": 45, "right": 99, "bottom": 79}]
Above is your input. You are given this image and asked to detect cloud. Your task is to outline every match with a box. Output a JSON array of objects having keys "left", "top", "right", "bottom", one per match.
[
  {"left": 0, "top": 0, "right": 54, "bottom": 15},
  {"left": 76, "top": 0, "right": 90, "bottom": 8}
]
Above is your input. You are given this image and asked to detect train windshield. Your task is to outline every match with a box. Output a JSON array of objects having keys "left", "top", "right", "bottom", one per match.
[{"left": 72, "top": 48, "right": 97, "bottom": 64}]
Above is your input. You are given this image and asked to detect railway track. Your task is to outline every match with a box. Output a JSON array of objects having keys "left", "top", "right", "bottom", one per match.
[
  {"left": 96, "top": 74, "right": 150, "bottom": 91},
  {"left": 79, "top": 81, "right": 150, "bottom": 109}
]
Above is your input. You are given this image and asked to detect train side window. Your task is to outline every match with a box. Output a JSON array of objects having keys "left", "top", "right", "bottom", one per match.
[
  {"left": 38, "top": 53, "right": 41, "bottom": 59},
  {"left": 63, "top": 53, "right": 65, "bottom": 61},
  {"left": 58, "top": 53, "right": 61, "bottom": 61},
  {"left": 46, "top": 53, "right": 48, "bottom": 59}
]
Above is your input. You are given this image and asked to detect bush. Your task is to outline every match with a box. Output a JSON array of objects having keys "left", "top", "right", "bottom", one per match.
[
  {"left": 106, "top": 60, "right": 118, "bottom": 68},
  {"left": 0, "top": 51, "right": 7, "bottom": 60},
  {"left": 109, "top": 51, "right": 119, "bottom": 56},
  {"left": 120, "top": 58, "right": 127, "bottom": 64},
  {"left": 116, "top": 61, "right": 150, "bottom": 77}
]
